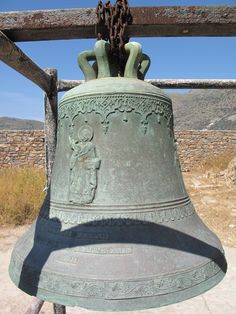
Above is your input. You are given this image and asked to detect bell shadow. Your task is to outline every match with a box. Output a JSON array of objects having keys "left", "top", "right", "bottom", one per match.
[{"left": 18, "top": 190, "right": 227, "bottom": 297}]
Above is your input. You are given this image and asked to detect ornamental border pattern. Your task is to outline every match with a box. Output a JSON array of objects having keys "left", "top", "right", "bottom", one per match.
[
  {"left": 39, "top": 202, "right": 195, "bottom": 226},
  {"left": 11, "top": 256, "right": 221, "bottom": 299},
  {"left": 58, "top": 94, "right": 173, "bottom": 134}
]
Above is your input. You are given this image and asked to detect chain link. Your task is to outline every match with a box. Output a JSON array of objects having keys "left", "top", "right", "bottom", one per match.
[{"left": 96, "top": 0, "right": 133, "bottom": 75}]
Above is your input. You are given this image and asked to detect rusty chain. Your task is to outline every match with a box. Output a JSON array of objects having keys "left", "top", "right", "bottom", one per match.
[{"left": 96, "top": 0, "right": 133, "bottom": 75}]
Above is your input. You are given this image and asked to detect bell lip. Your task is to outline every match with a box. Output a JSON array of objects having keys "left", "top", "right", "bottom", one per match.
[
  {"left": 9, "top": 263, "right": 226, "bottom": 312},
  {"left": 60, "top": 77, "right": 172, "bottom": 106},
  {"left": 9, "top": 248, "right": 227, "bottom": 312}
]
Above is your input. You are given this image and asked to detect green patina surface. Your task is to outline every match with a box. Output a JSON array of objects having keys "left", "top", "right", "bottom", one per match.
[{"left": 9, "top": 40, "right": 227, "bottom": 311}]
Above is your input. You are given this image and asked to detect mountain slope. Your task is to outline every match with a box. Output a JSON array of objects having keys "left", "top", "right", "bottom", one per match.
[
  {"left": 170, "top": 89, "right": 236, "bottom": 130},
  {"left": 0, "top": 117, "right": 44, "bottom": 130}
]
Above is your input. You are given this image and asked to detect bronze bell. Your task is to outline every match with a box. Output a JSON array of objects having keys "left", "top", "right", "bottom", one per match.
[{"left": 9, "top": 41, "right": 227, "bottom": 311}]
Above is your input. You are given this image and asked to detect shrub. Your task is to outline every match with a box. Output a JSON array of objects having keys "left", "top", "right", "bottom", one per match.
[
  {"left": 197, "top": 153, "right": 235, "bottom": 172},
  {"left": 0, "top": 167, "right": 45, "bottom": 225}
]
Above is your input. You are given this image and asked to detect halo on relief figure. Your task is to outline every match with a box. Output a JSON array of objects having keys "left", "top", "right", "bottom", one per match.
[{"left": 78, "top": 124, "right": 94, "bottom": 142}]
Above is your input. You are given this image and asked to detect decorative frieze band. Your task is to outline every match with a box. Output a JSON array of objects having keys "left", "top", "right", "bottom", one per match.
[
  {"left": 59, "top": 93, "right": 172, "bottom": 134},
  {"left": 11, "top": 256, "right": 221, "bottom": 299}
]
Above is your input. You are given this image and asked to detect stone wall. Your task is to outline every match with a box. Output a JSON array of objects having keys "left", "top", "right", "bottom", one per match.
[
  {"left": 0, "top": 130, "right": 235, "bottom": 172},
  {"left": 175, "top": 130, "right": 236, "bottom": 171},
  {"left": 0, "top": 130, "right": 45, "bottom": 168}
]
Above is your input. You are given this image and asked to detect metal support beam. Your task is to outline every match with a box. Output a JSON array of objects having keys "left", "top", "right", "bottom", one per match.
[
  {"left": 0, "top": 31, "right": 52, "bottom": 93},
  {"left": 58, "top": 79, "right": 236, "bottom": 92},
  {"left": 44, "top": 69, "right": 58, "bottom": 186},
  {"left": 1, "top": 6, "right": 236, "bottom": 42}
]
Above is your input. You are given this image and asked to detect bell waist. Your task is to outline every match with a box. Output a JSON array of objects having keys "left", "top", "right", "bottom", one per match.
[
  {"left": 39, "top": 196, "right": 195, "bottom": 226},
  {"left": 48, "top": 195, "right": 190, "bottom": 211}
]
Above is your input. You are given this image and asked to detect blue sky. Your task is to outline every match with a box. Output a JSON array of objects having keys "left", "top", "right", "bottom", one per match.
[{"left": 0, "top": 0, "right": 236, "bottom": 121}]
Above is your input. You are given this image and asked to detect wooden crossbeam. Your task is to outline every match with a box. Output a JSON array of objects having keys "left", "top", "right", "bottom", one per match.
[
  {"left": 58, "top": 79, "right": 236, "bottom": 92},
  {"left": 0, "top": 31, "right": 52, "bottom": 93},
  {"left": 146, "top": 79, "right": 236, "bottom": 89},
  {"left": 0, "top": 6, "right": 236, "bottom": 42}
]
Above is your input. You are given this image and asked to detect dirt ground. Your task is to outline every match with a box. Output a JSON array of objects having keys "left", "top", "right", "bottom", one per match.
[{"left": 183, "top": 171, "right": 236, "bottom": 248}]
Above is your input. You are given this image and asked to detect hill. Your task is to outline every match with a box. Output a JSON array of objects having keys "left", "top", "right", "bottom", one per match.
[
  {"left": 170, "top": 89, "right": 236, "bottom": 130},
  {"left": 0, "top": 117, "right": 44, "bottom": 130}
]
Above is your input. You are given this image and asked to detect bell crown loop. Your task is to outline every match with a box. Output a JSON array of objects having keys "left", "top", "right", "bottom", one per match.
[{"left": 78, "top": 40, "right": 151, "bottom": 81}]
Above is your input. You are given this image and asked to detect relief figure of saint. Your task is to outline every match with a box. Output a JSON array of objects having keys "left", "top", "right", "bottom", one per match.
[{"left": 69, "top": 125, "right": 100, "bottom": 204}]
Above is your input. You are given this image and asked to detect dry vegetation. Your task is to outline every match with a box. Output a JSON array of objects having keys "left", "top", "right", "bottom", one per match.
[
  {"left": 184, "top": 153, "right": 236, "bottom": 248},
  {"left": 193, "top": 153, "right": 235, "bottom": 173},
  {"left": 0, "top": 167, "right": 45, "bottom": 225}
]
